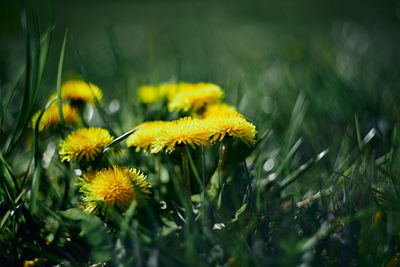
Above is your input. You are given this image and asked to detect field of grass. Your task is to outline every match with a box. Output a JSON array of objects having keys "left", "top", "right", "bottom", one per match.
[{"left": 1, "top": 0, "right": 400, "bottom": 265}]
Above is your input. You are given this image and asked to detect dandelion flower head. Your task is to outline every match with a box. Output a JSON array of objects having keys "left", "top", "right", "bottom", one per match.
[
  {"left": 78, "top": 166, "right": 151, "bottom": 215},
  {"left": 59, "top": 127, "right": 114, "bottom": 162},
  {"left": 168, "top": 84, "right": 224, "bottom": 112},
  {"left": 138, "top": 84, "right": 170, "bottom": 104},
  {"left": 207, "top": 113, "right": 257, "bottom": 146},
  {"left": 126, "top": 121, "right": 168, "bottom": 152},
  {"left": 203, "top": 103, "right": 239, "bottom": 118},
  {"left": 31, "top": 103, "right": 80, "bottom": 132},
  {"left": 151, "top": 117, "right": 215, "bottom": 153},
  {"left": 138, "top": 82, "right": 195, "bottom": 104},
  {"left": 24, "top": 258, "right": 40, "bottom": 267},
  {"left": 168, "top": 83, "right": 224, "bottom": 112},
  {"left": 165, "top": 82, "right": 198, "bottom": 101},
  {"left": 49, "top": 80, "right": 103, "bottom": 105}
]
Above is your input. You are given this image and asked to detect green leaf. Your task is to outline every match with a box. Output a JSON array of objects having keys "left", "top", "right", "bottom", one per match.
[
  {"left": 59, "top": 208, "right": 92, "bottom": 221},
  {"left": 59, "top": 208, "right": 112, "bottom": 262},
  {"left": 231, "top": 202, "right": 248, "bottom": 223},
  {"left": 80, "top": 214, "right": 112, "bottom": 262}
]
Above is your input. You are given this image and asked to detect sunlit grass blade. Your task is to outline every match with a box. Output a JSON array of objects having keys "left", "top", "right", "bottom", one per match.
[
  {"left": 279, "top": 149, "right": 329, "bottom": 190},
  {"left": 284, "top": 92, "right": 308, "bottom": 153},
  {"left": 103, "top": 126, "right": 143, "bottom": 153}
]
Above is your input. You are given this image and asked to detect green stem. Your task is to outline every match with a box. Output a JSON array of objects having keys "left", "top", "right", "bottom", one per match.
[
  {"left": 217, "top": 142, "right": 228, "bottom": 189},
  {"left": 201, "top": 145, "right": 206, "bottom": 202},
  {"left": 62, "top": 174, "right": 70, "bottom": 209},
  {"left": 182, "top": 149, "right": 191, "bottom": 194},
  {"left": 155, "top": 155, "right": 161, "bottom": 186}
]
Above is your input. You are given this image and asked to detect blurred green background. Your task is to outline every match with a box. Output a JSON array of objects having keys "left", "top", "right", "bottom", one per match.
[{"left": 2, "top": 0, "right": 400, "bottom": 155}]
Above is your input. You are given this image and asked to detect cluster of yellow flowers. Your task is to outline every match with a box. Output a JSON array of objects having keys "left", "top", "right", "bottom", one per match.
[
  {"left": 129, "top": 83, "right": 257, "bottom": 153},
  {"left": 138, "top": 82, "right": 224, "bottom": 113},
  {"left": 31, "top": 80, "right": 151, "bottom": 218},
  {"left": 32, "top": 80, "right": 256, "bottom": 219}
]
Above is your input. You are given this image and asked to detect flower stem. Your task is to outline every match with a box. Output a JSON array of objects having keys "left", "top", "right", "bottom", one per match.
[
  {"left": 201, "top": 144, "right": 206, "bottom": 196},
  {"left": 217, "top": 142, "right": 228, "bottom": 189},
  {"left": 182, "top": 149, "right": 191, "bottom": 194},
  {"left": 155, "top": 155, "right": 161, "bottom": 186}
]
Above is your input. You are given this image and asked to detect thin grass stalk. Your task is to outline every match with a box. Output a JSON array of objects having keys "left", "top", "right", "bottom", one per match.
[
  {"left": 56, "top": 28, "right": 69, "bottom": 130},
  {"left": 242, "top": 159, "right": 252, "bottom": 207},
  {"left": 0, "top": 66, "right": 25, "bottom": 129},
  {"left": 30, "top": 98, "right": 56, "bottom": 213},
  {"left": 69, "top": 32, "right": 119, "bottom": 136},
  {"left": 0, "top": 151, "right": 19, "bottom": 194}
]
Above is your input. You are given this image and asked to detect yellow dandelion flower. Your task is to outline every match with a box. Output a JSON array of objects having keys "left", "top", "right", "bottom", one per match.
[
  {"left": 168, "top": 83, "right": 224, "bottom": 112},
  {"left": 78, "top": 166, "right": 151, "bottom": 215},
  {"left": 30, "top": 103, "right": 80, "bottom": 132},
  {"left": 24, "top": 258, "right": 40, "bottom": 267},
  {"left": 151, "top": 117, "right": 215, "bottom": 153},
  {"left": 126, "top": 121, "right": 168, "bottom": 152},
  {"left": 48, "top": 80, "right": 103, "bottom": 105},
  {"left": 59, "top": 128, "right": 114, "bottom": 162},
  {"left": 137, "top": 84, "right": 170, "bottom": 104},
  {"left": 165, "top": 82, "right": 197, "bottom": 101},
  {"left": 207, "top": 114, "right": 257, "bottom": 146},
  {"left": 373, "top": 210, "right": 384, "bottom": 226},
  {"left": 203, "top": 103, "right": 239, "bottom": 118}
]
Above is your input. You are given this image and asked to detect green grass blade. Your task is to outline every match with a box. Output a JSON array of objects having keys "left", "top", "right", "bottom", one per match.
[
  {"left": 103, "top": 127, "right": 143, "bottom": 153},
  {"left": 354, "top": 114, "right": 362, "bottom": 151},
  {"left": 29, "top": 161, "right": 40, "bottom": 214},
  {"left": 29, "top": 98, "right": 56, "bottom": 213},
  {"left": 0, "top": 152, "right": 19, "bottom": 193},
  {"left": 0, "top": 66, "right": 25, "bottom": 129},
  {"left": 279, "top": 149, "right": 329, "bottom": 190},
  {"left": 185, "top": 146, "right": 204, "bottom": 191},
  {"left": 284, "top": 92, "right": 308, "bottom": 153},
  {"left": 3, "top": 0, "right": 49, "bottom": 155},
  {"left": 57, "top": 28, "right": 69, "bottom": 129}
]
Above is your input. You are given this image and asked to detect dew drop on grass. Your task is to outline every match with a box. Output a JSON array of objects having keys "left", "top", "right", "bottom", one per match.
[
  {"left": 108, "top": 99, "right": 120, "bottom": 114},
  {"left": 213, "top": 223, "right": 225, "bottom": 230},
  {"left": 160, "top": 201, "right": 167, "bottom": 210},
  {"left": 263, "top": 158, "right": 275, "bottom": 172},
  {"left": 84, "top": 105, "right": 94, "bottom": 122},
  {"left": 41, "top": 142, "right": 56, "bottom": 168}
]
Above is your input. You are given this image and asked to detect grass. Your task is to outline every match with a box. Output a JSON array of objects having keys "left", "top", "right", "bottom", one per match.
[{"left": 1, "top": 0, "right": 400, "bottom": 265}]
